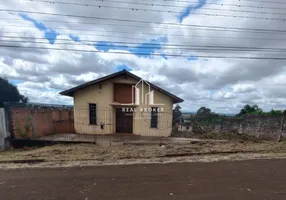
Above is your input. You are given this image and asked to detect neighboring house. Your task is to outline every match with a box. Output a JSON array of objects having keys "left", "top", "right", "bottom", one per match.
[
  {"left": 60, "top": 70, "right": 184, "bottom": 137},
  {"left": 178, "top": 123, "right": 193, "bottom": 132},
  {"left": 177, "top": 116, "right": 193, "bottom": 132}
]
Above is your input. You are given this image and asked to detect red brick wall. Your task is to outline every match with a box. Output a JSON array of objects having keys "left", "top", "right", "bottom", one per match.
[{"left": 12, "top": 108, "right": 75, "bottom": 139}]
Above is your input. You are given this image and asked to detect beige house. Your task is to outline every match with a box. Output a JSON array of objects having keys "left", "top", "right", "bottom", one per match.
[{"left": 60, "top": 70, "right": 184, "bottom": 137}]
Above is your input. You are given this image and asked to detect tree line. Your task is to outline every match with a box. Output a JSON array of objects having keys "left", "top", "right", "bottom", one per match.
[
  {"left": 237, "top": 104, "right": 283, "bottom": 116},
  {"left": 173, "top": 104, "right": 285, "bottom": 124},
  {"left": 1, "top": 76, "right": 284, "bottom": 118}
]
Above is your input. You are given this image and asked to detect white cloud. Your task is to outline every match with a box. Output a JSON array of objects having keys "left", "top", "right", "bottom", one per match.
[
  {"left": 1, "top": 0, "right": 286, "bottom": 113},
  {"left": 232, "top": 83, "right": 256, "bottom": 93}
]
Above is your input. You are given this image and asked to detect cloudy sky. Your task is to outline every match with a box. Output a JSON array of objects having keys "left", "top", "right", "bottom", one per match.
[{"left": 1, "top": 0, "right": 286, "bottom": 114}]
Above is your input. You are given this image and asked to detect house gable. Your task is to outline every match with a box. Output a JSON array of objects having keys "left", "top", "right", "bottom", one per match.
[
  {"left": 60, "top": 70, "right": 184, "bottom": 104},
  {"left": 72, "top": 73, "right": 175, "bottom": 107}
]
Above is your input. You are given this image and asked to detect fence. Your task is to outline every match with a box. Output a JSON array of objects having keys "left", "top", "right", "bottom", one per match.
[
  {"left": 5, "top": 103, "right": 75, "bottom": 139},
  {"left": 179, "top": 111, "right": 286, "bottom": 140}
]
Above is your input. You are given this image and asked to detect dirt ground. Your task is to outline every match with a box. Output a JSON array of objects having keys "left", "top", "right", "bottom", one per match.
[
  {"left": 1, "top": 159, "right": 286, "bottom": 200},
  {"left": 1, "top": 140, "right": 286, "bottom": 169}
]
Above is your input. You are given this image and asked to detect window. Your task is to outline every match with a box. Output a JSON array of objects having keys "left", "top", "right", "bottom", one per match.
[
  {"left": 151, "top": 107, "right": 158, "bottom": 128},
  {"left": 89, "top": 103, "right": 97, "bottom": 125},
  {"left": 114, "top": 84, "right": 133, "bottom": 103},
  {"left": 186, "top": 126, "right": 189, "bottom": 130}
]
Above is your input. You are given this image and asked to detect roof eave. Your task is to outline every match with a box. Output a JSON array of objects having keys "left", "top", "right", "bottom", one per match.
[
  {"left": 174, "top": 99, "right": 184, "bottom": 104},
  {"left": 59, "top": 91, "right": 74, "bottom": 97},
  {"left": 59, "top": 70, "right": 184, "bottom": 103}
]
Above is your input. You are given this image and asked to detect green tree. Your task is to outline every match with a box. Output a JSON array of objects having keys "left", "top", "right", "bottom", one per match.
[
  {"left": 172, "top": 104, "right": 182, "bottom": 124},
  {"left": 0, "top": 78, "right": 28, "bottom": 107},
  {"left": 269, "top": 109, "right": 283, "bottom": 116},
  {"left": 194, "top": 107, "right": 222, "bottom": 124},
  {"left": 237, "top": 104, "right": 263, "bottom": 116},
  {"left": 197, "top": 107, "right": 212, "bottom": 116}
]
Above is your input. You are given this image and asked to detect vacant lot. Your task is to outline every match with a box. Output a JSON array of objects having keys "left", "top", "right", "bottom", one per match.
[{"left": 1, "top": 140, "right": 286, "bottom": 169}]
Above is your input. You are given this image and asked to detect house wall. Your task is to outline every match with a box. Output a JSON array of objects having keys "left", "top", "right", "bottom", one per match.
[
  {"left": 73, "top": 74, "right": 174, "bottom": 137},
  {"left": 133, "top": 97, "right": 173, "bottom": 137},
  {"left": 178, "top": 124, "right": 193, "bottom": 132}
]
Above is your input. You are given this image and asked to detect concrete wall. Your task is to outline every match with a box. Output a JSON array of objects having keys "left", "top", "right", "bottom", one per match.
[
  {"left": 0, "top": 108, "right": 8, "bottom": 151},
  {"left": 73, "top": 74, "right": 174, "bottom": 137},
  {"left": 180, "top": 112, "right": 286, "bottom": 140},
  {"left": 219, "top": 115, "right": 286, "bottom": 139},
  {"left": 241, "top": 115, "right": 285, "bottom": 139}
]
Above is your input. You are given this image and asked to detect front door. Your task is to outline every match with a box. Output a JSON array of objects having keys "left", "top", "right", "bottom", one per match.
[{"left": 116, "top": 108, "right": 133, "bottom": 134}]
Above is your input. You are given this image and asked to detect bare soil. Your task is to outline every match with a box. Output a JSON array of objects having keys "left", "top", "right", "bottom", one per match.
[{"left": 1, "top": 140, "right": 286, "bottom": 169}]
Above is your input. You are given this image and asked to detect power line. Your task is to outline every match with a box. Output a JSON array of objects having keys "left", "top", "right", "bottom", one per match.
[
  {"left": 5, "top": 40, "right": 286, "bottom": 52},
  {"left": 9, "top": 24, "right": 277, "bottom": 38},
  {"left": 138, "top": 0, "right": 286, "bottom": 6},
  {"left": 0, "top": 18, "right": 156, "bottom": 29},
  {"left": 1, "top": 34, "right": 285, "bottom": 43},
  {"left": 73, "top": 0, "right": 286, "bottom": 11},
  {"left": 1, "top": 44, "right": 286, "bottom": 60},
  {"left": 3, "top": 23, "right": 286, "bottom": 37},
  {"left": 35, "top": 0, "right": 286, "bottom": 11},
  {"left": 4, "top": 24, "right": 286, "bottom": 38},
  {"left": 14, "top": 0, "right": 286, "bottom": 20},
  {"left": 18, "top": 0, "right": 286, "bottom": 17},
  {"left": 238, "top": 0, "right": 286, "bottom": 5},
  {"left": 2, "top": 37, "right": 286, "bottom": 51},
  {"left": 2, "top": 17, "right": 286, "bottom": 40},
  {"left": 2, "top": 17, "right": 282, "bottom": 33},
  {"left": 5, "top": 23, "right": 258, "bottom": 34},
  {"left": 2, "top": 10, "right": 286, "bottom": 34},
  {"left": 0, "top": 34, "right": 154, "bottom": 42},
  {"left": 0, "top": 37, "right": 286, "bottom": 51}
]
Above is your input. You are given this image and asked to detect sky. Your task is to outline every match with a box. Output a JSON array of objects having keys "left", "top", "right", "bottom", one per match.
[{"left": 0, "top": 0, "right": 286, "bottom": 114}]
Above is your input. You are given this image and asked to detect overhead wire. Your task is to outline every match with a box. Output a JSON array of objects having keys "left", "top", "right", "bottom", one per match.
[
  {"left": 2, "top": 9, "right": 286, "bottom": 34},
  {"left": 1, "top": 44, "right": 286, "bottom": 60},
  {"left": 74, "top": 0, "right": 286, "bottom": 11},
  {"left": 11, "top": 0, "right": 286, "bottom": 21},
  {"left": 18, "top": 0, "right": 286, "bottom": 17},
  {"left": 1, "top": 33, "right": 285, "bottom": 42},
  {"left": 0, "top": 2, "right": 285, "bottom": 59},
  {"left": 237, "top": 0, "right": 286, "bottom": 5},
  {"left": 4, "top": 24, "right": 286, "bottom": 36},
  {"left": 0, "top": 17, "right": 281, "bottom": 32},
  {"left": 137, "top": 0, "right": 286, "bottom": 5},
  {"left": 1, "top": 37, "right": 286, "bottom": 51}
]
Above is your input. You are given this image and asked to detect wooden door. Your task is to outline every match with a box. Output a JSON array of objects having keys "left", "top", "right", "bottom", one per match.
[{"left": 116, "top": 108, "right": 133, "bottom": 134}]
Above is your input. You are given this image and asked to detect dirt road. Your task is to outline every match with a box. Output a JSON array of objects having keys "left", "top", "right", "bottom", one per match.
[{"left": 0, "top": 159, "right": 286, "bottom": 200}]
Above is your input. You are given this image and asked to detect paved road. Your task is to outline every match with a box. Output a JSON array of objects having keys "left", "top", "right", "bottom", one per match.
[{"left": 1, "top": 159, "right": 286, "bottom": 200}]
